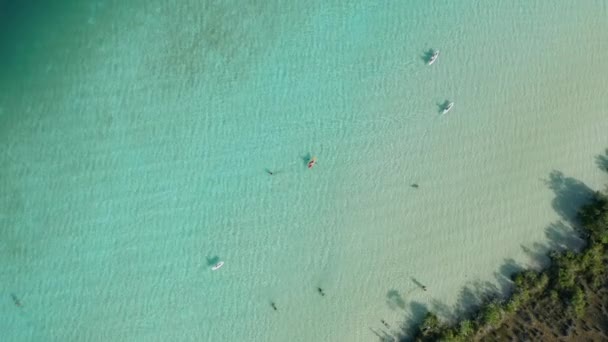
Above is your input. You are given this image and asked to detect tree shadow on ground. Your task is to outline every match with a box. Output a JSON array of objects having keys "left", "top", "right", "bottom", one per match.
[
  {"left": 595, "top": 149, "right": 608, "bottom": 172},
  {"left": 545, "top": 221, "right": 585, "bottom": 252},
  {"left": 429, "top": 299, "right": 457, "bottom": 322},
  {"left": 494, "top": 258, "right": 524, "bottom": 296},
  {"left": 544, "top": 170, "right": 594, "bottom": 226},
  {"left": 387, "top": 289, "right": 407, "bottom": 310},
  {"left": 453, "top": 280, "right": 501, "bottom": 318},
  {"left": 521, "top": 242, "right": 551, "bottom": 269},
  {"left": 395, "top": 301, "right": 430, "bottom": 342}
]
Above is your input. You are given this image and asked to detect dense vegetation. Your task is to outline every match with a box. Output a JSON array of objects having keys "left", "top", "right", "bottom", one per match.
[{"left": 407, "top": 167, "right": 608, "bottom": 341}]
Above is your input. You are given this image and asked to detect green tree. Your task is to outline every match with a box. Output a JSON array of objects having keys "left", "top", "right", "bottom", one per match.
[
  {"left": 458, "top": 319, "right": 474, "bottom": 337},
  {"left": 504, "top": 295, "right": 521, "bottom": 313},
  {"left": 480, "top": 301, "right": 503, "bottom": 327}
]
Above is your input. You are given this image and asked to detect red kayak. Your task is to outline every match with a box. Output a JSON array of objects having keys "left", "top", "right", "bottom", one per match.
[{"left": 308, "top": 157, "right": 317, "bottom": 169}]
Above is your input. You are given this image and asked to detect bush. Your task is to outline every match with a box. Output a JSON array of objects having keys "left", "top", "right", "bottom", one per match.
[
  {"left": 458, "top": 319, "right": 475, "bottom": 337},
  {"left": 579, "top": 192, "right": 608, "bottom": 243},
  {"left": 581, "top": 243, "right": 606, "bottom": 288},
  {"left": 514, "top": 270, "right": 538, "bottom": 290},
  {"left": 550, "top": 290, "right": 559, "bottom": 302},
  {"left": 537, "top": 273, "right": 549, "bottom": 291},
  {"left": 420, "top": 312, "right": 440, "bottom": 336},
  {"left": 504, "top": 296, "right": 520, "bottom": 313},
  {"left": 439, "top": 328, "right": 459, "bottom": 342},
  {"left": 512, "top": 269, "right": 549, "bottom": 305},
  {"left": 556, "top": 267, "right": 576, "bottom": 291},
  {"left": 480, "top": 301, "right": 503, "bottom": 327},
  {"left": 571, "top": 286, "right": 586, "bottom": 318}
]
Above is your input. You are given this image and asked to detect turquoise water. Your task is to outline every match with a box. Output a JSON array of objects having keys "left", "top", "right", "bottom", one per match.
[{"left": 1, "top": 1, "right": 608, "bottom": 341}]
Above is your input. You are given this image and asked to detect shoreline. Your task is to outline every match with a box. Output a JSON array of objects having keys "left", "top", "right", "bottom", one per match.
[{"left": 400, "top": 150, "right": 608, "bottom": 341}]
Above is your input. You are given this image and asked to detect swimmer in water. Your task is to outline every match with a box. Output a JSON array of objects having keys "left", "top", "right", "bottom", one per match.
[
  {"left": 11, "top": 294, "right": 22, "bottom": 307},
  {"left": 317, "top": 287, "right": 325, "bottom": 296},
  {"left": 411, "top": 183, "right": 419, "bottom": 188},
  {"left": 271, "top": 302, "right": 277, "bottom": 311}
]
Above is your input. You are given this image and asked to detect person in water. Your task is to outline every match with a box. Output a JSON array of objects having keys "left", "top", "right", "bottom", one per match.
[
  {"left": 411, "top": 183, "right": 419, "bottom": 188},
  {"left": 317, "top": 287, "right": 325, "bottom": 296},
  {"left": 11, "top": 294, "right": 22, "bottom": 307},
  {"left": 308, "top": 157, "right": 317, "bottom": 169},
  {"left": 271, "top": 302, "right": 278, "bottom": 311}
]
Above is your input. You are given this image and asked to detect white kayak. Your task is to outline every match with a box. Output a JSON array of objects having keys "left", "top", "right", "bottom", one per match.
[
  {"left": 442, "top": 102, "right": 454, "bottom": 114},
  {"left": 211, "top": 261, "right": 224, "bottom": 271},
  {"left": 428, "top": 50, "right": 439, "bottom": 65}
]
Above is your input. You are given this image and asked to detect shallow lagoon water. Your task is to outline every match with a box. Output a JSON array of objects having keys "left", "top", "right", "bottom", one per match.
[{"left": 1, "top": 1, "right": 607, "bottom": 341}]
